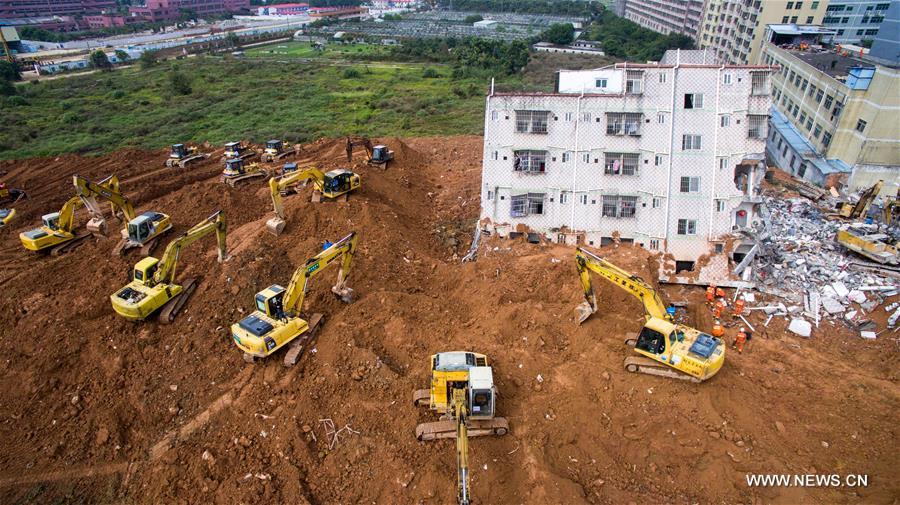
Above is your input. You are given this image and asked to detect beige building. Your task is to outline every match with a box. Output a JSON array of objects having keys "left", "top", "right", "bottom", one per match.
[
  {"left": 623, "top": 0, "right": 706, "bottom": 40},
  {"left": 698, "top": 0, "right": 829, "bottom": 64},
  {"left": 760, "top": 24, "right": 900, "bottom": 194}
]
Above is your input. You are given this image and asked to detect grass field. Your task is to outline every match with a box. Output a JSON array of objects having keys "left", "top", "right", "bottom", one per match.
[
  {"left": 245, "top": 41, "right": 393, "bottom": 60},
  {"left": 0, "top": 53, "right": 492, "bottom": 160}
]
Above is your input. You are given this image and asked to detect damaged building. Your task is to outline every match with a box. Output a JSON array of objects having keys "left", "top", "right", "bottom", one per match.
[{"left": 479, "top": 49, "right": 775, "bottom": 275}]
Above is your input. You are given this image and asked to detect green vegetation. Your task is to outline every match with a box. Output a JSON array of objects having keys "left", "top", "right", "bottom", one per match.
[
  {"left": 0, "top": 60, "right": 20, "bottom": 96},
  {"left": 582, "top": 9, "right": 694, "bottom": 61},
  {"left": 140, "top": 50, "right": 160, "bottom": 69},
  {"left": 438, "top": 0, "right": 603, "bottom": 17},
  {"left": 389, "top": 38, "right": 529, "bottom": 76},
  {"left": 0, "top": 55, "right": 499, "bottom": 159},
  {"left": 90, "top": 50, "right": 113, "bottom": 71},
  {"left": 245, "top": 41, "right": 391, "bottom": 60},
  {"left": 464, "top": 14, "right": 484, "bottom": 23},
  {"left": 540, "top": 23, "right": 575, "bottom": 45}
]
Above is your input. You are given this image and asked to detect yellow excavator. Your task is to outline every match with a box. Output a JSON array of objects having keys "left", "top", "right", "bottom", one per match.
[
  {"left": 231, "top": 232, "right": 357, "bottom": 366},
  {"left": 166, "top": 144, "right": 210, "bottom": 168},
  {"left": 413, "top": 351, "right": 509, "bottom": 505},
  {"left": 575, "top": 247, "right": 725, "bottom": 382},
  {"left": 0, "top": 182, "right": 27, "bottom": 205},
  {"left": 265, "top": 167, "right": 361, "bottom": 235},
  {"left": 110, "top": 210, "right": 228, "bottom": 323},
  {"left": 836, "top": 180, "right": 883, "bottom": 219},
  {"left": 261, "top": 140, "right": 297, "bottom": 162},
  {"left": 0, "top": 208, "right": 16, "bottom": 228},
  {"left": 222, "top": 158, "right": 270, "bottom": 187},
  {"left": 345, "top": 136, "right": 394, "bottom": 169},
  {"left": 74, "top": 174, "right": 173, "bottom": 256},
  {"left": 223, "top": 141, "right": 257, "bottom": 161}
]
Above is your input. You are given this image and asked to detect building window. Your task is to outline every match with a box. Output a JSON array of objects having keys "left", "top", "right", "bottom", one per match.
[
  {"left": 798, "top": 111, "right": 807, "bottom": 125},
  {"left": 813, "top": 124, "right": 822, "bottom": 138},
  {"left": 812, "top": 1, "right": 819, "bottom": 9},
  {"left": 716, "top": 200, "right": 726, "bottom": 212},
  {"left": 510, "top": 193, "right": 545, "bottom": 217},
  {"left": 718, "top": 157, "right": 728, "bottom": 169},
  {"left": 604, "top": 153, "right": 640, "bottom": 175},
  {"left": 655, "top": 154, "right": 664, "bottom": 166},
  {"left": 815, "top": 89, "right": 824, "bottom": 103},
  {"left": 723, "top": 73, "right": 733, "bottom": 85},
  {"left": 720, "top": 115, "right": 731, "bottom": 127},
  {"left": 782, "top": 15, "right": 790, "bottom": 23},
  {"left": 751, "top": 72, "right": 769, "bottom": 95},
  {"left": 595, "top": 78, "right": 608, "bottom": 88},
  {"left": 680, "top": 176, "right": 701, "bottom": 193},
  {"left": 491, "top": 111, "right": 499, "bottom": 121},
  {"left": 787, "top": 1, "right": 794, "bottom": 8},
  {"left": 487, "top": 190, "right": 494, "bottom": 200},
  {"left": 856, "top": 119, "right": 867, "bottom": 132},
  {"left": 657, "top": 113, "right": 666, "bottom": 124},
  {"left": 626, "top": 70, "right": 643, "bottom": 94},
  {"left": 790, "top": 16, "right": 798, "bottom": 22},
  {"left": 513, "top": 150, "right": 547, "bottom": 173},
  {"left": 682, "top": 134, "right": 702, "bottom": 150},
  {"left": 562, "top": 152, "right": 570, "bottom": 163},
  {"left": 582, "top": 152, "right": 590, "bottom": 163},
  {"left": 795, "top": 2, "right": 803, "bottom": 9},
  {"left": 823, "top": 95, "right": 833, "bottom": 109},
  {"left": 800, "top": 79, "right": 808, "bottom": 92},
  {"left": 677, "top": 219, "right": 697, "bottom": 235},
  {"left": 559, "top": 191, "right": 568, "bottom": 204},
  {"left": 652, "top": 197, "right": 661, "bottom": 208},
  {"left": 579, "top": 194, "right": 588, "bottom": 205},
  {"left": 806, "top": 16, "right": 814, "bottom": 23},
  {"left": 515, "top": 110, "right": 550, "bottom": 134},
  {"left": 581, "top": 112, "right": 592, "bottom": 122},
  {"left": 822, "top": 131, "right": 832, "bottom": 147},
  {"left": 492, "top": 151, "right": 498, "bottom": 160},
  {"left": 832, "top": 100, "right": 844, "bottom": 119},
  {"left": 659, "top": 73, "right": 667, "bottom": 83},
  {"left": 602, "top": 195, "right": 638, "bottom": 218},
  {"left": 684, "top": 93, "right": 704, "bottom": 109},
  {"left": 606, "top": 113, "right": 643, "bottom": 135},
  {"left": 564, "top": 112, "right": 574, "bottom": 121},
  {"left": 805, "top": 117, "right": 813, "bottom": 131},
  {"left": 649, "top": 239, "right": 660, "bottom": 250}
]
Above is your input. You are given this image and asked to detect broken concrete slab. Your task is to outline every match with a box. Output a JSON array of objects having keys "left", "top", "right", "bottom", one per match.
[
  {"left": 831, "top": 282, "right": 850, "bottom": 299},
  {"left": 821, "top": 297, "right": 845, "bottom": 315},
  {"left": 860, "top": 331, "right": 877, "bottom": 340},
  {"left": 788, "top": 318, "right": 812, "bottom": 338},
  {"left": 847, "top": 290, "right": 867, "bottom": 304}
]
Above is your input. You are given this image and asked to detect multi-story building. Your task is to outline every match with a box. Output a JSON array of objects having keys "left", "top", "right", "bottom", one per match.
[
  {"left": 698, "top": 0, "right": 827, "bottom": 64},
  {"left": 623, "top": 0, "right": 706, "bottom": 40},
  {"left": 257, "top": 3, "right": 309, "bottom": 16},
  {"left": 479, "top": 50, "right": 774, "bottom": 272},
  {"left": 823, "top": 0, "right": 893, "bottom": 44},
  {"left": 761, "top": 24, "right": 900, "bottom": 195},
  {"left": 0, "top": 1, "right": 117, "bottom": 19},
  {"left": 129, "top": 0, "right": 250, "bottom": 22}
]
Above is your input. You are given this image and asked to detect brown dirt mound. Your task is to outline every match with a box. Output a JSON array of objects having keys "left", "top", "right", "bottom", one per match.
[{"left": 0, "top": 137, "right": 896, "bottom": 505}]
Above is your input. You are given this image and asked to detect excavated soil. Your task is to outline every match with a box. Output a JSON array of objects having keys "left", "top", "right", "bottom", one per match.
[{"left": 0, "top": 137, "right": 897, "bottom": 505}]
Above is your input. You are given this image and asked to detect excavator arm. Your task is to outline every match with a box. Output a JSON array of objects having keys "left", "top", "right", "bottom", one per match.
[
  {"left": 73, "top": 174, "right": 136, "bottom": 234},
  {"left": 268, "top": 168, "right": 326, "bottom": 221},
  {"left": 281, "top": 231, "right": 358, "bottom": 316},
  {"left": 849, "top": 180, "right": 884, "bottom": 219},
  {"left": 153, "top": 210, "right": 228, "bottom": 285},
  {"left": 56, "top": 195, "right": 85, "bottom": 234},
  {"left": 575, "top": 247, "right": 670, "bottom": 324},
  {"left": 453, "top": 391, "right": 471, "bottom": 505},
  {"left": 346, "top": 136, "right": 373, "bottom": 162}
]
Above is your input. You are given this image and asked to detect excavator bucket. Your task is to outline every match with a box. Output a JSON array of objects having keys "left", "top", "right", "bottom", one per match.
[
  {"left": 266, "top": 216, "right": 286, "bottom": 236},
  {"left": 86, "top": 217, "right": 108, "bottom": 237},
  {"left": 331, "top": 285, "right": 354, "bottom": 303},
  {"left": 575, "top": 301, "right": 595, "bottom": 325}
]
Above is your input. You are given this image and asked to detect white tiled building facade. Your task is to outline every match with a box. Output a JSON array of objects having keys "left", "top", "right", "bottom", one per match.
[{"left": 480, "top": 51, "right": 775, "bottom": 267}]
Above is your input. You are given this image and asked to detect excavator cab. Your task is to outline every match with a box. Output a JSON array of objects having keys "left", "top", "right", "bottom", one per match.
[
  {"left": 131, "top": 257, "right": 160, "bottom": 287},
  {"left": 371, "top": 145, "right": 390, "bottom": 162},
  {"left": 281, "top": 163, "right": 298, "bottom": 175},
  {"left": 171, "top": 144, "right": 188, "bottom": 158},
  {"left": 42, "top": 212, "right": 62, "bottom": 231},
  {"left": 255, "top": 284, "right": 287, "bottom": 320},
  {"left": 266, "top": 140, "right": 283, "bottom": 153},
  {"left": 126, "top": 212, "right": 160, "bottom": 243},
  {"left": 224, "top": 142, "right": 244, "bottom": 159},
  {"left": 635, "top": 326, "right": 668, "bottom": 355},
  {"left": 323, "top": 169, "right": 358, "bottom": 195},
  {"left": 224, "top": 158, "right": 245, "bottom": 175}
]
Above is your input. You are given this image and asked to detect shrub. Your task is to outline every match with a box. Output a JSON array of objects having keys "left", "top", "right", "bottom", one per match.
[
  {"left": 169, "top": 71, "right": 192, "bottom": 95},
  {"left": 140, "top": 50, "right": 159, "bottom": 69},
  {"left": 61, "top": 112, "right": 80, "bottom": 124},
  {"left": 6, "top": 95, "right": 28, "bottom": 106},
  {"left": 90, "top": 50, "right": 112, "bottom": 71},
  {"left": 422, "top": 67, "right": 439, "bottom": 78},
  {"left": 342, "top": 68, "right": 361, "bottom": 79},
  {"left": 109, "top": 90, "right": 126, "bottom": 99},
  {"left": 0, "top": 79, "right": 15, "bottom": 96}
]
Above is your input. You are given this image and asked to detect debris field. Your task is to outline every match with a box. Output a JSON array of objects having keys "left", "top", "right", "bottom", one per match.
[{"left": 0, "top": 137, "right": 897, "bottom": 504}]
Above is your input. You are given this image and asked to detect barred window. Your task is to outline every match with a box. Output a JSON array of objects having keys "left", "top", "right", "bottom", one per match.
[
  {"left": 513, "top": 150, "right": 547, "bottom": 173},
  {"left": 510, "top": 193, "right": 545, "bottom": 216},
  {"left": 677, "top": 219, "right": 697, "bottom": 235},
  {"left": 682, "top": 134, "right": 702, "bottom": 150},
  {"left": 602, "top": 195, "right": 638, "bottom": 218},
  {"left": 606, "top": 113, "right": 643, "bottom": 135},
  {"left": 604, "top": 153, "right": 640, "bottom": 175},
  {"left": 748, "top": 115, "right": 767, "bottom": 138},
  {"left": 514, "top": 110, "right": 550, "bottom": 134},
  {"left": 626, "top": 70, "right": 643, "bottom": 94},
  {"left": 680, "top": 176, "right": 700, "bottom": 193},
  {"left": 527, "top": 193, "right": 544, "bottom": 215},
  {"left": 684, "top": 93, "right": 704, "bottom": 109}
]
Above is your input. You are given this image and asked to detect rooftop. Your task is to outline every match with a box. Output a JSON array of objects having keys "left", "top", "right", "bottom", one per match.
[
  {"left": 768, "top": 24, "right": 836, "bottom": 36},
  {"left": 788, "top": 48, "right": 875, "bottom": 77}
]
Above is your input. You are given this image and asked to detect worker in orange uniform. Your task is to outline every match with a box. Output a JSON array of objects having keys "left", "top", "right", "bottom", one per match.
[
  {"left": 715, "top": 287, "right": 726, "bottom": 298},
  {"left": 733, "top": 327, "right": 748, "bottom": 354},
  {"left": 713, "top": 300, "right": 726, "bottom": 318},
  {"left": 711, "top": 320, "right": 725, "bottom": 340},
  {"left": 706, "top": 286, "right": 716, "bottom": 303},
  {"left": 733, "top": 297, "right": 745, "bottom": 317}
]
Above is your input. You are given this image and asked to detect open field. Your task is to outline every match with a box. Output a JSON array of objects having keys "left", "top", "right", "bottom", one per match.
[
  {"left": 245, "top": 41, "right": 394, "bottom": 60},
  {"left": 0, "top": 137, "right": 897, "bottom": 504}
]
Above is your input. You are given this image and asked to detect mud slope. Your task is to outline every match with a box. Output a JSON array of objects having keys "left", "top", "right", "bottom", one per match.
[{"left": 0, "top": 137, "right": 896, "bottom": 505}]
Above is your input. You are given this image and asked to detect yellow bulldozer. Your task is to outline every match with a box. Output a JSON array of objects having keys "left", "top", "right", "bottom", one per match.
[
  {"left": 413, "top": 351, "right": 509, "bottom": 505},
  {"left": 575, "top": 247, "right": 725, "bottom": 382},
  {"left": 74, "top": 174, "right": 173, "bottom": 256},
  {"left": 222, "top": 158, "right": 271, "bottom": 187},
  {"left": 260, "top": 140, "right": 298, "bottom": 162},
  {"left": 265, "top": 166, "right": 361, "bottom": 235},
  {"left": 222, "top": 141, "right": 257, "bottom": 162},
  {"left": 110, "top": 210, "right": 228, "bottom": 323},
  {"left": 231, "top": 232, "right": 357, "bottom": 366},
  {"left": 166, "top": 144, "right": 210, "bottom": 168}
]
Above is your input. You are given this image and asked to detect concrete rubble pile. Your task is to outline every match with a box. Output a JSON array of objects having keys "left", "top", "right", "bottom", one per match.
[{"left": 745, "top": 197, "right": 898, "bottom": 338}]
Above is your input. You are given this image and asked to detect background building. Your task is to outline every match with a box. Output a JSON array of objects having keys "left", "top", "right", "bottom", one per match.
[
  {"left": 480, "top": 50, "right": 773, "bottom": 272},
  {"left": 623, "top": 0, "right": 705, "bottom": 40},
  {"left": 761, "top": 24, "right": 900, "bottom": 194},
  {"left": 698, "top": 0, "right": 827, "bottom": 64},
  {"left": 0, "top": 1, "right": 117, "bottom": 19},
  {"left": 257, "top": 3, "right": 309, "bottom": 16},
  {"left": 823, "top": 0, "right": 894, "bottom": 44},
  {"left": 129, "top": 0, "right": 250, "bottom": 22}
]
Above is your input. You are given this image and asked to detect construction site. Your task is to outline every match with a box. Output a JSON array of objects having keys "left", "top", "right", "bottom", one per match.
[{"left": 0, "top": 133, "right": 896, "bottom": 504}]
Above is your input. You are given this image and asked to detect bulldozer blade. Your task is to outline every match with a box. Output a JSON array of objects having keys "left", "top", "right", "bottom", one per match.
[
  {"left": 575, "top": 302, "right": 595, "bottom": 325},
  {"left": 265, "top": 217, "right": 286, "bottom": 236},
  {"left": 415, "top": 417, "right": 509, "bottom": 441},
  {"left": 86, "top": 217, "right": 108, "bottom": 237},
  {"left": 331, "top": 286, "right": 354, "bottom": 303}
]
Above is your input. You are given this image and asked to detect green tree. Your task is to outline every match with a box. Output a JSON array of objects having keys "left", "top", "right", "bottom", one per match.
[
  {"left": 226, "top": 32, "right": 240, "bottom": 48},
  {"left": 114, "top": 49, "right": 130, "bottom": 63},
  {"left": 0, "top": 60, "right": 20, "bottom": 82},
  {"left": 464, "top": 14, "right": 483, "bottom": 23},
  {"left": 139, "top": 50, "right": 159, "bottom": 69},
  {"left": 0, "top": 79, "right": 15, "bottom": 96},
  {"left": 541, "top": 23, "right": 575, "bottom": 45},
  {"left": 169, "top": 70, "right": 192, "bottom": 95},
  {"left": 90, "top": 50, "right": 113, "bottom": 71}
]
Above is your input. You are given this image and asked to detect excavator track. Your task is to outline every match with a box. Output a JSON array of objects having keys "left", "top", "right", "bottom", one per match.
[
  {"left": 622, "top": 356, "right": 703, "bottom": 383},
  {"left": 415, "top": 417, "right": 509, "bottom": 441},
  {"left": 412, "top": 389, "right": 431, "bottom": 407},
  {"left": 50, "top": 233, "right": 91, "bottom": 256},
  {"left": 282, "top": 313, "right": 324, "bottom": 367},
  {"left": 158, "top": 277, "right": 199, "bottom": 324}
]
